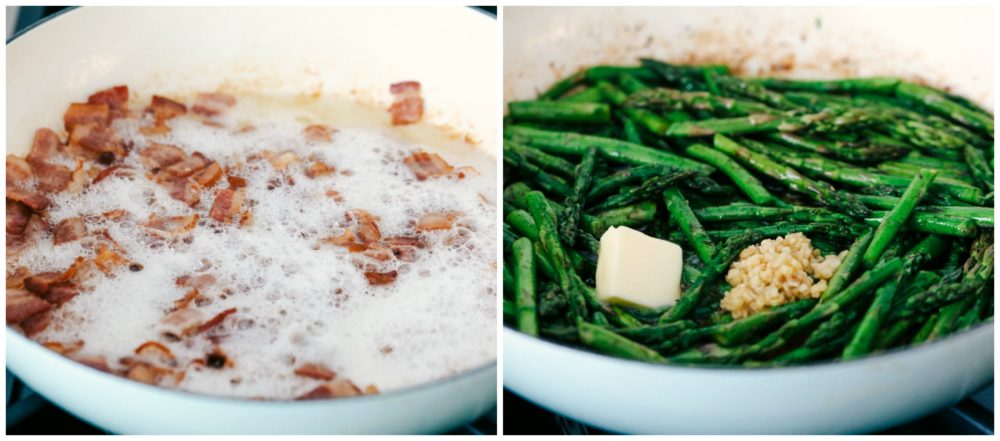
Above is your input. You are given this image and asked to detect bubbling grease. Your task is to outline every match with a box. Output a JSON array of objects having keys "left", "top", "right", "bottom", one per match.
[{"left": 19, "top": 95, "right": 497, "bottom": 399}]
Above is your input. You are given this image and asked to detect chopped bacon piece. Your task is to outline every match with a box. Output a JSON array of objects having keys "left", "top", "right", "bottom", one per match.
[
  {"left": 162, "top": 308, "right": 205, "bottom": 337},
  {"left": 346, "top": 209, "right": 380, "bottom": 224},
  {"left": 191, "top": 92, "right": 236, "bottom": 116},
  {"left": 42, "top": 284, "right": 78, "bottom": 305},
  {"left": 304, "top": 159, "right": 336, "bottom": 178},
  {"left": 193, "top": 162, "right": 223, "bottom": 187},
  {"left": 324, "top": 229, "right": 358, "bottom": 248},
  {"left": 139, "top": 123, "right": 172, "bottom": 136},
  {"left": 32, "top": 162, "right": 73, "bottom": 193},
  {"left": 389, "top": 81, "right": 424, "bottom": 125},
  {"left": 145, "top": 214, "right": 199, "bottom": 236},
  {"left": 126, "top": 362, "right": 175, "bottom": 385},
  {"left": 403, "top": 151, "right": 454, "bottom": 180},
  {"left": 23, "top": 214, "right": 51, "bottom": 239},
  {"left": 163, "top": 177, "right": 201, "bottom": 206},
  {"left": 416, "top": 211, "right": 460, "bottom": 231},
  {"left": 355, "top": 221, "right": 381, "bottom": 244},
  {"left": 383, "top": 236, "right": 424, "bottom": 248},
  {"left": 24, "top": 272, "right": 63, "bottom": 295},
  {"left": 364, "top": 270, "right": 398, "bottom": 286},
  {"left": 94, "top": 243, "right": 128, "bottom": 273},
  {"left": 139, "top": 143, "right": 185, "bottom": 169},
  {"left": 227, "top": 175, "right": 247, "bottom": 188},
  {"left": 297, "top": 380, "right": 362, "bottom": 400},
  {"left": 6, "top": 267, "right": 30, "bottom": 289},
  {"left": 63, "top": 103, "right": 110, "bottom": 131},
  {"left": 146, "top": 95, "right": 188, "bottom": 122},
  {"left": 7, "top": 155, "right": 32, "bottom": 186},
  {"left": 21, "top": 311, "right": 52, "bottom": 336},
  {"left": 92, "top": 164, "right": 135, "bottom": 184},
  {"left": 7, "top": 187, "right": 50, "bottom": 211},
  {"left": 176, "top": 274, "right": 216, "bottom": 289},
  {"left": 43, "top": 340, "right": 84, "bottom": 355},
  {"left": 173, "top": 289, "right": 202, "bottom": 310},
  {"left": 362, "top": 243, "right": 394, "bottom": 261},
  {"left": 294, "top": 363, "right": 337, "bottom": 381},
  {"left": 164, "top": 154, "right": 209, "bottom": 177},
  {"left": 324, "top": 189, "right": 343, "bottom": 202},
  {"left": 27, "top": 128, "right": 63, "bottom": 169},
  {"left": 135, "top": 341, "right": 177, "bottom": 366},
  {"left": 87, "top": 85, "right": 129, "bottom": 118},
  {"left": 68, "top": 123, "right": 125, "bottom": 160},
  {"left": 209, "top": 188, "right": 245, "bottom": 223},
  {"left": 196, "top": 307, "right": 237, "bottom": 334},
  {"left": 53, "top": 217, "right": 87, "bottom": 244},
  {"left": 7, "top": 200, "right": 30, "bottom": 237},
  {"left": 264, "top": 151, "right": 300, "bottom": 172},
  {"left": 6, "top": 289, "right": 52, "bottom": 324},
  {"left": 303, "top": 124, "right": 335, "bottom": 142}
]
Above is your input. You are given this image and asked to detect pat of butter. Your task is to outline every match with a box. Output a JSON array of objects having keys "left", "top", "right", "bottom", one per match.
[{"left": 595, "top": 226, "right": 683, "bottom": 309}]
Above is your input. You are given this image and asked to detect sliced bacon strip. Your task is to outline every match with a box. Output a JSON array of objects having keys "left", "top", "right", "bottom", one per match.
[
  {"left": 145, "top": 214, "right": 199, "bottom": 236},
  {"left": 146, "top": 95, "right": 188, "bottom": 122},
  {"left": 364, "top": 270, "right": 398, "bottom": 286},
  {"left": 27, "top": 128, "right": 63, "bottom": 169},
  {"left": 21, "top": 311, "right": 52, "bottom": 336},
  {"left": 6, "top": 155, "right": 32, "bottom": 186},
  {"left": 23, "top": 214, "right": 51, "bottom": 239},
  {"left": 403, "top": 151, "right": 454, "bottom": 181},
  {"left": 42, "top": 284, "right": 78, "bottom": 305},
  {"left": 175, "top": 273, "right": 216, "bottom": 290},
  {"left": 87, "top": 85, "right": 129, "bottom": 119},
  {"left": 389, "top": 81, "right": 424, "bottom": 126},
  {"left": 227, "top": 175, "right": 247, "bottom": 188},
  {"left": 362, "top": 243, "right": 394, "bottom": 261},
  {"left": 33, "top": 162, "right": 73, "bottom": 193},
  {"left": 195, "top": 307, "right": 237, "bottom": 334},
  {"left": 68, "top": 123, "right": 125, "bottom": 160},
  {"left": 126, "top": 362, "right": 176, "bottom": 385},
  {"left": 92, "top": 164, "right": 135, "bottom": 184},
  {"left": 135, "top": 341, "right": 177, "bottom": 366},
  {"left": 173, "top": 289, "right": 202, "bottom": 310},
  {"left": 304, "top": 159, "right": 335, "bottom": 178},
  {"left": 164, "top": 154, "right": 209, "bottom": 178},
  {"left": 162, "top": 308, "right": 205, "bottom": 337},
  {"left": 193, "top": 162, "right": 223, "bottom": 187},
  {"left": 24, "top": 271, "right": 68, "bottom": 295},
  {"left": 64, "top": 103, "right": 110, "bottom": 131},
  {"left": 294, "top": 363, "right": 337, "bottom": 381},
  {"left": 416, "top": 211, "right": 460, "bottom": 231},
  {"left": 191, "top": 92, "right": 235, "bottom": 116},
  {"left": 139, "top": 143, "right": 185, "bottom": 169},
  {"left": 264, "top": 151, "right": 300, "bottom": 172},
  {"left": 53, "top": 217, "right": 87, "bottom": 245},
  {"left": 7, "top": 187, "right": 50, "bottom": 211},
  {"left": 42, "top": 340, "right": 84, "bottom": 355},
  {"left": 7, "top": 200, "right": 30, "bottom": 237},
  {"left": 6, "top": 267, "right": 30, "bottom": 290},
  {"left": 208, "top": 188, "right": 245, "bottom": 223},
  {"left": 297, "top": 380, "right": 363, "bottom": 400},
  {"left": 162, "top": 177, "right": 201, "bottom": 207},
  {"left": 94, "top": 243, "right": 128, "bottom": 273},
  {"left": 6, "top": 289, "right": 52, "bottom": 324},
  {"left": 324, "top": 189, "right": 344, "bottom": 202},
  {"left": 303, "top": 124, "right": 335, "bottom": 142}
]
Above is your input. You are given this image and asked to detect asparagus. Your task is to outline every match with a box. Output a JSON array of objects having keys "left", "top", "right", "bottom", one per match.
[
  {"left": 964, "top": 145, "right": 994, "bottom": 192},
  {"left": 502, "top": 263, "right": 514, "bottom": 299},
  {"left": 925, "top": 298, "right": 968, "bottom": 341},
  {"left": 755, "top": 77, "right": 901, "bottom": 94},
  {"left": 585, "top": 165, "right": 671, "bottom": 201},
  {"left": 714, "top": 299, "right": 817, "bottom": 346},
  {"left": 615, "top": 320, "right": 696, "bottom": 343},
  {"left": 713, "top": 134, "right": 870, "bottom": 217},
  {"left": 504, "top": 141, "right": 572, "bottom": 197},
  {"left": 512, "top": 238, "right": 539, "bottom": 336},
  {"left": 538, "top": 70, "right": 586, "bottom": 100},
  {"left": 524, "top": 191, "right": 587, "bottom": 321},
  {"left": 664, "top": 108, "right": 878, "bottom": 137},
  {"left": 561, "top": 86, "right": 606, "bottom": 103},
  {"left": 560, "top": 147, "right": 597, "bottom": 245},
  {"left": 577, "top": 320, "right": 668, "bottom": 363},
  {"left": 508, "top": 101, "right": 612, "bottom": 124},
  {"left": 505, "top": 139, "right": 577, "bottom": 177},
  {"left": 505, "top": 181, "right": 658, "bottom": 236},
  {"left": 693, "top": 203, "right": 846, "bottom": 223},
  {"left": 684, "top": 144, "right": 777, "bottom": 205},
  {"left": 896, "top": 82, "right": 994, "bottom": 135},
  {"left": 862, "top": 170, "right": 937, "bottom": 267},
  {"left": 595, "top": 81, "right": 671, "bottom": 134},
  {"left": 585, "top": 65, "right": 660, "bottom": 83},
  {"left": 821, "top": 229, "right": 874, "bottom": 301},
  {"left": 588, "top": 170, "right": 694, "bottom": 212},
  {"left": 863, "top": 211, "right": 978, "bottom": 237},
  {"left": 506, "top": 125, "right": 714, "bottom": 174},
  {"left": 708, "top": 71, "right": 799, "bottom": 109},
  {"left": 663, "top": 187, "right": 717, "bottom": 263},
  {"left": 901, "top": 233, "right": 994, "bottom": 317},
  {"left": 503, "top": 299, "right": 516, "bottom": 324},
  {"left": 766, "top": 132, "right": 908, "bottom": 164},
  {"left": 841, "top": 276, "right": 900, "bottom": 359},
  {"left": 625, "top": 88, "right": 777, "bottom": 117}
]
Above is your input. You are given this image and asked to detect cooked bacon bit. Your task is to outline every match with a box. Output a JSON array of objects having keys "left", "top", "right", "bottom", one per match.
[
  {"left": 453, "top": 165, "right": 479, "bottom": 179},
  {"left": 43, "top": 284, "right": 79, "bottom": 305},
  {"left": 362, "top": 243, "right": 394, "bottom": 261},
  {"left": 64, "top": 103, "right": 110, "bottom": 131},
  {"left": 191, "top": 92, "right": 236, "bottom": 116},
  {"left": 135, "top": 341, "right": 177, "bottom": 367},
  {"left": 356, "top": 221, "right": 382, "bottom": 244},
  {"left": 389, "top": 81, "right": 424, "bottom": 125},
  {"left": 383, "top": 236, "right": 424, "bottom": 248},
  {"left": 23, "top": 214, "right": 51, "bottom": 239},
  {"left": 94, "top": 243, "right": 128, "bottom": 273},
  {"left": 164, "top": 154, "right": 209, "bottom": 177},
  {"left": 92, "top": 164, "right": 135, "bottom": 184},
  {"left": 6, "top": 267, "right": 30, "bottom": 289},
  {"left": 390, "top": 244, "right": 419, "bottom": 262},
  {"left": 297, "top": 380, "right": 363, "bottom": 400},
  {"left": 139, "top": 123, "right": 172, "bottom": 136},
  {"left": 139, "top": 143, "right": 185, "bottom": 169},
  {"left": 7, "top": 200, "right": 30, "bottom": 237},
  {"left": 87, "top": 85, "right": 129, "bottom": 118},
  {"left": 54, "top": 217, "right": 87, "bottom": 244},
  {"left": 227, "top": 175, "right": 247, "bottom": 188},
  {"left": 7, "top": 187, "right": 50, "bottom": 211},
  {"left": 24, "top": 272, "right": 63, "bottom": 295},
  {"left": 27, "top": 128, "right": 63, "bottom": 168},
  {"left": 196, "top": 308, "right": 237, "bottom": 334},
  {"left": 294, "top": 363, "right": 337, "bottom": 381},
  {"left": 176, "top": 273, "right": 216, "bottom": 289},
  {"left": 304, "top": 159, "right": 336, "bottom": 178},
  {"left": 324, "top": 189, "right": 344, "bottom": 202},
  {"left": 127, "top": 362, "right": 174, "bottom": 385},
  {"left": 403, "top": 151, "right": 454, "bottom": 180},
  {"left": 21, "top": 311, "right": 52, "bottom": 336},
  {"left": 173, "top": 289, "right": 202, "bottom": 310},
  {"left": 364, "top": 270, "right": 398, "bottom": 286},
  {"left": 416, "top": 211, "right": 460, "bottom": 231},
  {"left": 68, "top": 123, "right": 125, "bottom": 160},
  {"left": 6, "top": 289, "right": 52, "bottom": 324},
  {"left": 346, "top": 209, "right": 380, "bottom": 224},
  {"left": 364, "top": 384, "right": 380, "bottom": 395},
  {"left": 145, "top": 214, "right": 199, "bottom": 236},
  {"left": 7, "top": 155, "right": 32, "bottom": 186},
  {"left": 32, "top": 162, "right": 73, "bottom": 193},
  {"left": 193, "top": 162, "right": 223, "bottom": 187},
  {"left": 209, "top": 188, "right": 245, "bottom": 223},
  {"left": 162, "top": 308, "right": 205, "bottom": 337},
  {"left": 43, "top": 340, "right": 84, "bottom": 355},
  {"left": 324, "top": 229, "right": 358, "bottom": 248},
  {"left": 163, "top": 177, "right": 201, "bottom": 206},
  {"left": 384, "top": 235, "right": 424, "bottom": 262},
  {"left": 146, "top": 95, "right": 188, "bottom": 122},
  {"left": 303, "top": 124, "right": 335, "bottom": 142},
  {"left": 101, "top": 209, "right": 131, "bottom": 221},
  {"left": 264, "top": 151, "right": 300, "bottom": 172}
]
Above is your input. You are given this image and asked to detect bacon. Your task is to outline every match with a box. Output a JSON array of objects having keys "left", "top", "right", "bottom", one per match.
[
  {"left": 145, "top": 214, "right": 199, "bottom": 235},
  {"left": 42, "top": 340, "right": 84, "bottom": 355},
  {"left": 324, "top": 189, "right": 344, "bottom": 202},
  {"left": 389, "top": 81, "right": 424, "bottom": 125},
  {"left": 64, "top": 103, "right": 110, "bottom": 131},
  {"left": 416, "top": 211, "right": 459, "bottom": 231},
  {"left": 21, "top": 311, "right": 52, "bottom": 336},
  {"left": 87, "top": 85, "right": 129, "bottom": 118},
  {"left": 6, "top": 289, "right": 52, "bottom": 324},
  {"left": 403, "top": 151, "right": 454, "bottom": 180},
  {"left": 139, "top": 143, "right": 185, "bottom": 169},
  {"left": 134, "top": 341, "right": 177, "bottom": 366},
  {"left": 364, "top": 270, "right": 398, "bottom": 286},
  {"left": 42, "top": 284, "right": 78, "bottom": 305},
  {"left": 324, "top": 229, "right": 358, "bottom": 248},
  {"left": 195, "top": 307, "right": 237, "bottom": 334},
  {"left": 264, "top": 151, "right": 300, "bottom": 172},
  {"left": 24, "top": 272, "right": 64, "bottom": 295},
  {"left": 7, "top": 187, "right": 50, "bottom": 211},
  {"left": 191, "top": 92, "right": 236, "bottom": 116},
  {"left": 173, "top": 289, "right": 202, "bottom": 310},
  {"left": 92, "top": 164, "right": 135, "bottom": 184},
  {"left": 453, "top": 165, "right": 479, "bottom": 179},
  {"left": 209, "top": 188, "right": 245, "bottom": 223},
  {"left": 163, "top": 177, "right": 201, "bottom": 206},
  {"left": 294, "top": 363, "right": 337, "bottom": 381},
  {"left": 23, "top": 214, "right": 51, "bottom": 239},
  {"left": 68, "top": 123, "right": 125, "bottom": 160},
  {"left": 94, "top": 243, "right": 128, "bottom": 273},
  {"left": 355, "top": 221, "right": 381, "bottom": 244},
  {"left": 6, "top": 267, "right": 30, "bottom": 289},
  {"left": 227, "top": 175, "right": 247, "bottom": 188},
  {"left": 53, "top": 217, "right": 87, "bottom": 244},
  {"left": 362, "top": 243, "right": 394, "bottom": 261},
  {"left": 162, "top": 308, "right": 205, "bottom": 337},
  {"left": 27, "top": 128, "right": 63, "bottom": 168},
  {"left": 176, "top": 274, "right": 216, "bottom": 289},
  {"left": 7, "top": 200, "right": 30, "bottom": 237},
  {"left": 7, "top": 155, "right": 32, "bottom": 186},
  {"left": 297, "top": 380, "right": 362, "bottom": 400},
  {"left": 164, "top": 154, "right": 209, "bottom": 178},
  {"left": 193, "top": 162, "right": 223, "bottom": 187},
  {"left": 126, "top": 362, "right": 176, "bottom": 385},
  {"left": 346, "top": 209, "right": 380, "bottom": 224},
  {"left": 32, "top": 162, "right": 73, "bottom": 193},
  {"left": 304, "top": 159, "right": 336, "bottom": 178},
  {"left": 303, "top": 124, "right": 335, "bottom": 142},
  {"left": 146, "top": 95, "right": 188, "bottom": 122}
]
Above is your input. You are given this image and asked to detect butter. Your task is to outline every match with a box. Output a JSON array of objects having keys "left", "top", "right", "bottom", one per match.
[{"left": 595, "top": 226, "right": 683, "bottom": 309}]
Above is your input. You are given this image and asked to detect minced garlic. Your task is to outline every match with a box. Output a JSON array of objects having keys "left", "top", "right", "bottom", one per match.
[{"left": 720, "top": 233, "right": 846, "bottom": 319}]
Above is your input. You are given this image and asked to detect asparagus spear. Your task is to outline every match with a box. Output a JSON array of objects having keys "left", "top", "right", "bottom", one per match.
[
  {"left": 502, "top": 263, "right": 514, "bottom": 299},
  {"left": 503, "top": 299, "right": 516, "bottom": 324},
  {"left": 585, "top": 165, "right": 672, "bottom": 201},
  {"left": 766, "top": 132, "right": 908, "bottom": 164},
  {"left": 524, "top": 191, "right": 587, "bottom": 321},
  {"left": 862, "top": 170, "right": 938, "bottom": 267},
  {"left": 505, "top": 139, "right": 577, "bottom": 177},
  {"left": 577, "top": 320, "right": 668, "bottom": 363},
  {"left": 595, "top": 81, "right": 671, "bottom": 134},
  {"left": 707, "top": 71, "right": 799, "bottom": 109},
  {"left": 754, "top": 77, "right": 901, "bottom": 94},
  {"left": 615, "top": 320, "right": 696, "bottom": 343},
  {"left": 512, "top": 238, "right": 539, "bottom": 336},
  {"left": 896, "top": 82, "right": 994, "bottom": 135},
  {"left": 538, "top": 70, "right": 586, "bottom": 100},
  {"left": 964, "top": 145, "right": 994, "bottom": 192},
  {"left": 684, "top": 144, "right": 777, "bottom": 205},
  {"left": 863, "top": 211, "right": 978, "bottom": 237},
  {"left": 821, "top": 229, "right": 874, "bottom": 301},
  {"left": 588, "top": 170, "right": 694, "bottom": 212},
  {"left": 901, "top": 233, "right": 994, "bottom": 317},
  {"left": 508, "top": 101, "right": 612, "bottom": 124},
  {"left": 585, "top": 65, "right": 660, "bottom": 83},
  {"left": 561, "top": 86, "right": 606, "bottom": 103},
  {"left": 841, "top": 276, "right": 900, "bottom": 359},
  {"left": 625, "top": 88, "right": 777, "bottom": 117},
  {"left": 663, "top": 187, "right": 717, "bottom": 263},
  {"left": 714, "top": 299, "right": 817, "bottom": 346},
  {"left": 504, "top": 141, "right": 572, "bottom": 197},
  {"left": 560, "top": 147, "right": 597, "bottom": 245}
]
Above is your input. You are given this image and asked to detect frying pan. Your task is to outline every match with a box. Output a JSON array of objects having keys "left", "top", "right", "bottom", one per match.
[
  {"left": 503, "top": 6, "right": 994, "bottom": 434},
  {"left": 6, "top": 6, "right": 497, "bottom": 434}
]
